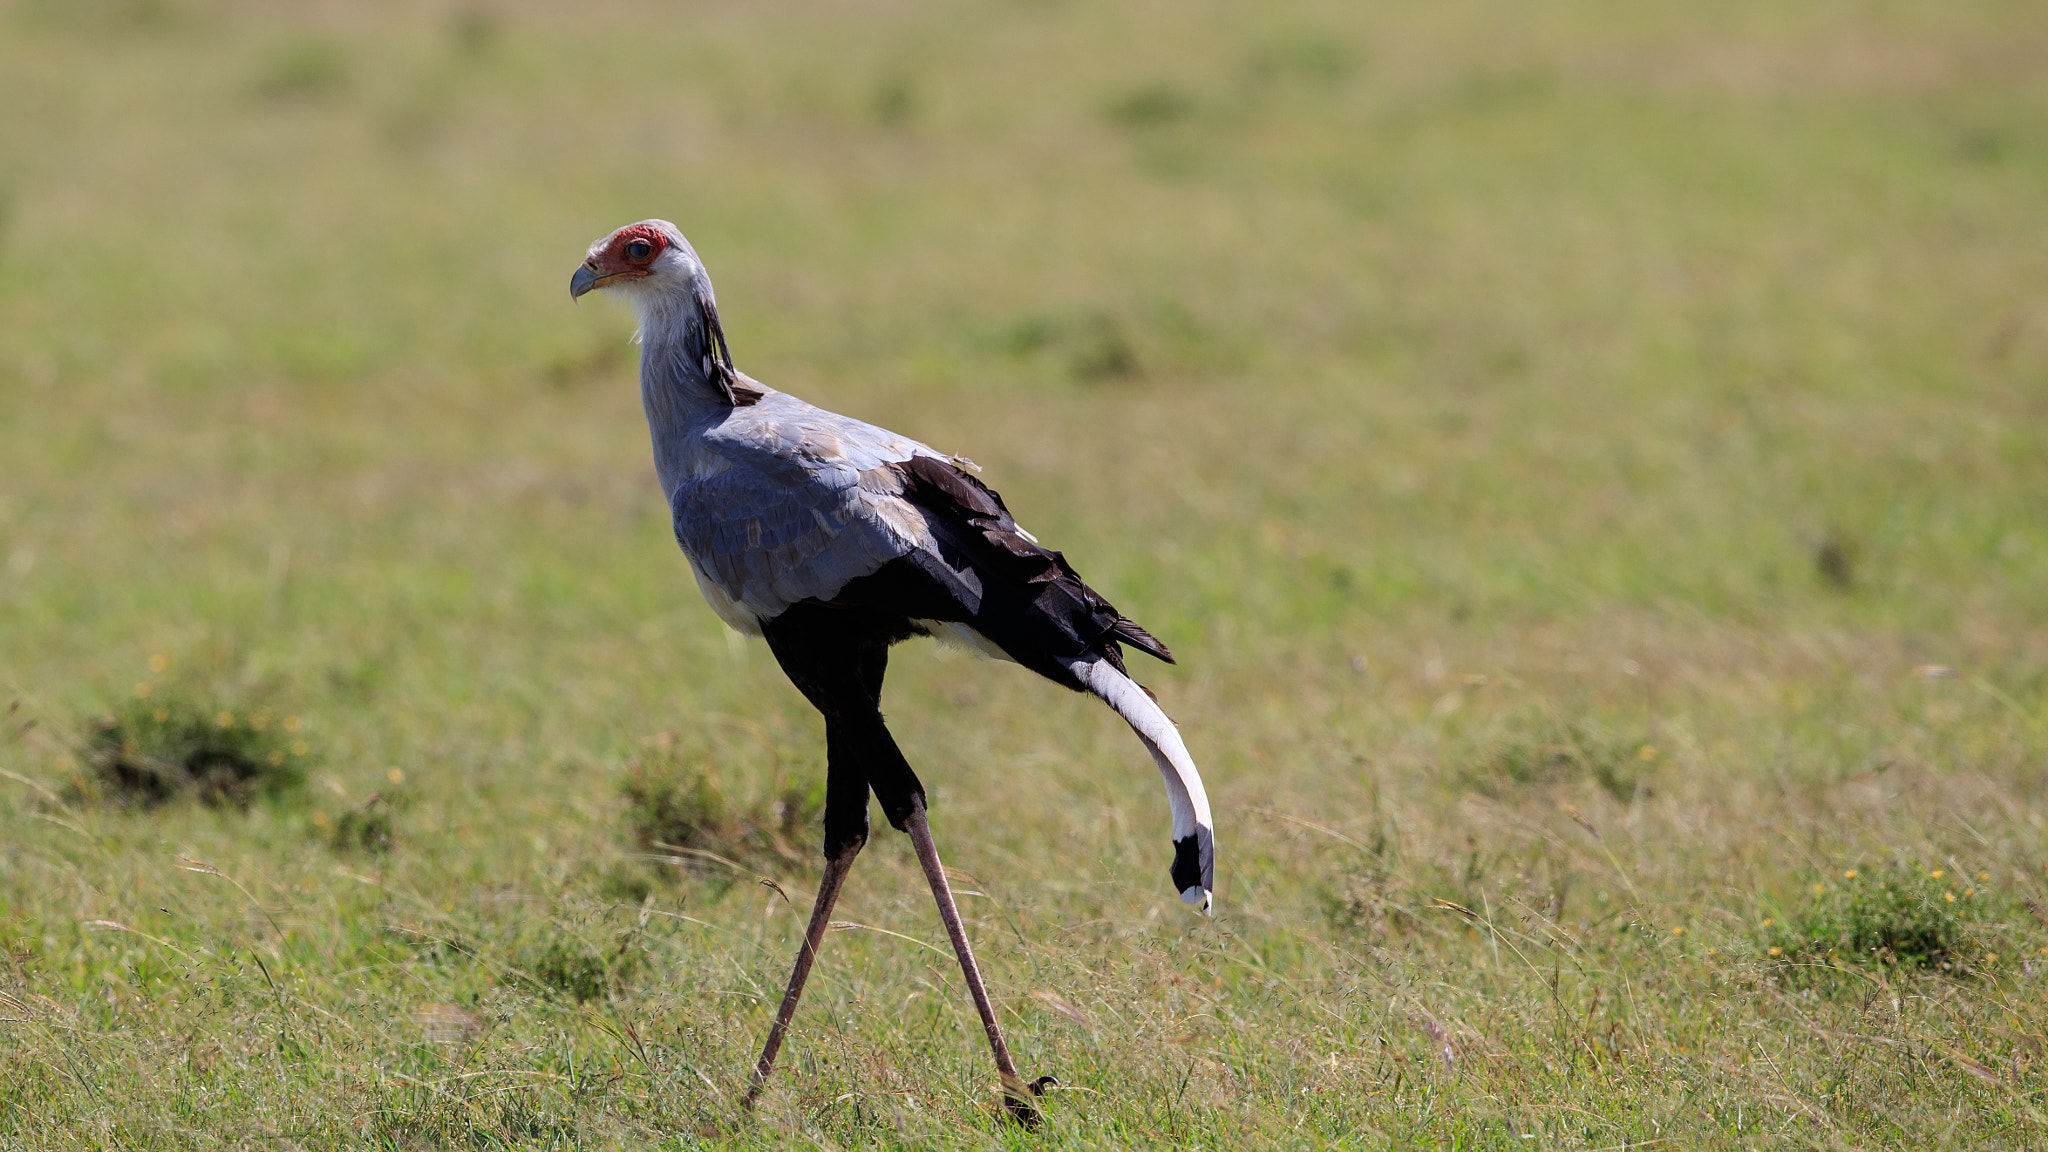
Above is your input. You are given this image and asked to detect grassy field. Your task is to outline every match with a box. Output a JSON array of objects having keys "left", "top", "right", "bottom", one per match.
[{"left": 4, "top": 0, "right": 2048, "bottom": 1146}]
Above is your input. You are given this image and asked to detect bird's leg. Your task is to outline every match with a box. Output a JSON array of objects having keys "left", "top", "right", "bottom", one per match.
[
  {"left": 759, "top": 607, "right": 1046, "bottom": 1121},
  {"left": 903, "top": 800, "right": 1047, "bottom": 1126},
  {"left": 752, "top": 609, "right": 896, "bottom": 1107},
  {"left": 744, "top": 839, "right": 861, "bottom": 1107}
]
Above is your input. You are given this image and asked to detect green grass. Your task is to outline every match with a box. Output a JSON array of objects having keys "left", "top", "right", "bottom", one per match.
[{"left": 4, "top": 0, "right": 2048, "bottom": 1146}]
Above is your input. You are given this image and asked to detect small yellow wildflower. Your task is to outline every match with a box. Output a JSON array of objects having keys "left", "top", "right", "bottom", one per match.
[
  {"left": 1986, "top": 954, "right": 1997, "bottom": 963},
  {"left": 388, "top": 767, "right": 405, "bottom": 785},
  {"left": 1945, "top": 892, "right": 1956, "bottom": 903},
  {"left": 311, "top": 812, "right": 329, "bottom": 827},
  {"left": 1931, "top": 870, "right": 1943, "bottom": 879},
  {"left": 1762, "top": 918, "right": 1774, "bottom": 927},
  {"left": 1769, "top": 946, "right": 1782, "bottom": 956},
  {"left": 1844, "top": 870, "right": 1857, "bottom": 880},
  {"left": 214, "top": 711, "right": 234, "bottom": 728},
  {"left": 1672, "top": 926, "right": 1684, "bottom": 936},
  {"left": 148, "top": 654, "right": 168, "bottom": 673},
  {"left": 442, "top": 902, "right": 454, "bottom": 912},
  {"left": 1637, "top": 745, "right": 1658, "bottom": 762},
  {"left": 1964, "top": 888, "right": 1974, "bottom": 897},
  {"left": 1977, "top": 872, "right": 1989, "bottom": 882},
  {"left": 1812, "top": 883, "right": 1826, "bottom": 895},
  {"left": 134, "top": 681, "right": 152, "bottom": 699},
  {"left": 284, "top": 716, "right": 301, "bottom": 732}
]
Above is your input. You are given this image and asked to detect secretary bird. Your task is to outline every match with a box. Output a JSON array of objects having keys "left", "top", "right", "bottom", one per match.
[{"left": 571, "top": 220, "right": 1214, "bottom": 1121}]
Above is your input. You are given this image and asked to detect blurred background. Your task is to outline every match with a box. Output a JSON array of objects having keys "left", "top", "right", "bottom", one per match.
[
  {"left": 3, "top": 1, "right": 2047, "bottom": 1145},
  {"left": 5, "top": 0, "right": 2043, "bottom": 667}
]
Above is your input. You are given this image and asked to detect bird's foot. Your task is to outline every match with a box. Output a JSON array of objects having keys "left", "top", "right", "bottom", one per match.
[{"left": 1001, "top": 1075, "right": 1058, "bottom": 1128}]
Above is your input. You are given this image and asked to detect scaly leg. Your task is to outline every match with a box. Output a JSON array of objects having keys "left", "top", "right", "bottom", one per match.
[
  {"left": 744, "top": 841, "right": 860, "bottom": 1107},
  {"left": 904, "top": 801, "right": 1047, "bottom": 1126}
]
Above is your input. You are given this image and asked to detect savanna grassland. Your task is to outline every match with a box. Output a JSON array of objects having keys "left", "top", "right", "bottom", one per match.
[{"left": 4, "top": 0, "right": 2048, "bottom": 1147}]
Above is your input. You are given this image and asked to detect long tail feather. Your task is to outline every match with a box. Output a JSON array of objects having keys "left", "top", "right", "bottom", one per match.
[{"left": 1063, "top": 655, "right": 1214, "bottom": 912}]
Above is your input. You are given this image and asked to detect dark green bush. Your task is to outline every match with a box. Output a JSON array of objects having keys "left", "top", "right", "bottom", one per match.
[
  {"left": 1323, "top": 866, "right": 1422, "bottom": 943},
  {"left": 1102, "top": 83, "right": 1197, "bottom": 129},
  {"left": 1766, "top": 863, "right": 2005, "bottom": 976},
  {"left": 521, "top": 930, "right": 641, "bottom": 1003},
  {"left": 328, "top": 792, "right": 403, "bottom": 854},
  {"left": 1462, "top": 717, "right": 1654, "bottom": 802},
  {"left": 619, "top": 752, "right": 821, "bottom": 873},
  {"left": 83, "top": 692, "right": 310, "bottom": 809},
  {"left": 251, "top": 39, "right": 347, "bottom": 101}
]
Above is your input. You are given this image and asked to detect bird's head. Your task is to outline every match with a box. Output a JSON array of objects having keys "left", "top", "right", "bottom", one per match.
[
  {"left": 571, "top": 219, "right": 740, "bottom": 400},
  {"left": 570, "top": 219, "right": 701, "bottom": 303}
]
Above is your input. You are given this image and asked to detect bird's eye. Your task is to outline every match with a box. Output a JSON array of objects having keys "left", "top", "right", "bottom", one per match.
[{"left": 624, "top": 239, "right": 653, "bottom": 262}]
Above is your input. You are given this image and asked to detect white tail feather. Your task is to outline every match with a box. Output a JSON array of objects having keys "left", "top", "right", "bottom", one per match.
[{"left": 1064, "top": 656, "right": 1215, "bottom": 912}]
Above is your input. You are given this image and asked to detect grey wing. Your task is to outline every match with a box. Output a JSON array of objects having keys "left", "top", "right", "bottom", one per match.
[
  {"left": 669, "top": 389, "right": 964, "bottom": 628},
  {"left": 671, "top": 452, "right": 939, "bottom": 631}
]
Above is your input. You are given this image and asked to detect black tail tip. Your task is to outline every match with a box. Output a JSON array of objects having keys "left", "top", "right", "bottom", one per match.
[{"left": 1171, "top": 834, "right": 1210, "bottom": 911}]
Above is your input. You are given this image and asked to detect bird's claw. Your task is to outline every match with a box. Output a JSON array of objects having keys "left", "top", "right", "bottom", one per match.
[{"left": 1001, "top": 1075, "right": 1058, "bottom": 1128}]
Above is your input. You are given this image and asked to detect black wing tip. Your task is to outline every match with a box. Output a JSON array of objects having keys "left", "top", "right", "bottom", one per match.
[
  {"left": 897, "top": 454, "right": 1180, "bottom": 667},
  {"left": 1111, "top": 618, "right": 1175, "bottom": 664}
]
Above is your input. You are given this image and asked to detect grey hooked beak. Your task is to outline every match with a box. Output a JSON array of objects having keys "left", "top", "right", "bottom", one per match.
[{"left": 569, "top": 262, "right": 600, "bottom": 300}]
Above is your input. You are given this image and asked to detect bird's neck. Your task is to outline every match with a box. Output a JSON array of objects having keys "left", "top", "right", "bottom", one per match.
[{"left": 636, "top": 292, "right": 731, "bottom": 495}]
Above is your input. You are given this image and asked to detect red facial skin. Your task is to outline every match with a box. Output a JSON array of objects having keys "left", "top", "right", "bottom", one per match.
[{"left": 586, "top": 224, "right": 670, "bottom": 287}]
